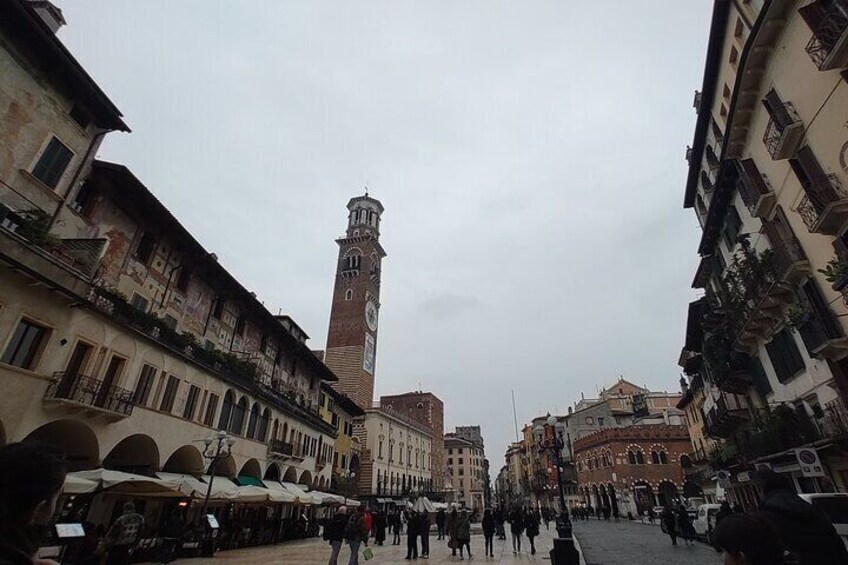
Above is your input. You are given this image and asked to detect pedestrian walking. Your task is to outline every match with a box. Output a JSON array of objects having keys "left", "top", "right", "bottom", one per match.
[
  {"left": 586, "top": 504, "right": 594, "bottom": 521},
  {"left": 482, "top": 508, "right": 496, "bottom": 557},
  {"left": 0, "top": 443, "right": 66, "bottom": 565},
  {"left": 344, "top": 506, "right": 366, "bottom": 565},
  {"left": 405, "top": 510, "right": 419, "bottom": 560},
  {"left": 447, "top": 507, "right": 459, "bottom": 557},
  {"left": 660, "top": 506, "right": 677, "bottom": 546},
  {"left": 713, "top": 513, "right": 786, "bottom": 565},
  {"left": 374, "top": 510, "right": 386, "bottom": 546},
  {"left": 754, "top": 468, "right": 848, "bottom": 564},
  {"left": 525, "top": 508, "right": 540, "bottom": 556},
  {"left": 602, "top": 506, "right": 611, "bottom": 521},
  {"left": 363, "top": 507, "right": 373, "bottom": 547},
  {"left": 435, "top": 509, "right": 446, "bottom": 540},
  {"left": 494, "top": 507, "right": 506, "bottom": 539},
  {"left": 457, "top": 510, "right": 472, "bottom": 560},
  {"left": 391, "top": 509, "right": 402, "bottom": 546},
  {"left": 647, "top": 506, "right": 656, "bottom": 525},
  {"left": 324, "top": 506, "right": 347, "bottom": 565},
  {"left": 509, "top": 507, "right": 524, "bottom": 554},
  {"left": 613, "top": 506, "right": 620, "bottom": 523},
  {"left": 104, "top": 501, "right": 145, "bottom": 565},
  {"left": 158, "top": 507, "right": 184, "bottom": 564},
  {"left": 418, "top": 509, "right": 430, "bottom": 559},
  {"left": 676, "top": 504, "right": 694, "bottom": 546}
]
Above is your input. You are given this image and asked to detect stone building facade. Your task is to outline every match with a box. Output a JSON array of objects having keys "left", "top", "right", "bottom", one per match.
[
  {"left": 380, "top": 391, "right": 445, "bottom": 492},
  {"left": 324, "top": 195, "right": 386, "bottom": 410},
  {"left": 574, "top": 425, "right": 691, "bottom": 516},
  {"left": 444, "top": 434, "right": 486, "bottom": 511}
]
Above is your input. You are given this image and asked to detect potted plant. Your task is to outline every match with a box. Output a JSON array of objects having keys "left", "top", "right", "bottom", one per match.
[{"left": 819, "top": 256, "right": 848, "bottom": 291}]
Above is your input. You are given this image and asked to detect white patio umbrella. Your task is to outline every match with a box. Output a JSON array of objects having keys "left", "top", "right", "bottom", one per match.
[{"left": 412, "top": 496, "right": 436, "bottom": 513}]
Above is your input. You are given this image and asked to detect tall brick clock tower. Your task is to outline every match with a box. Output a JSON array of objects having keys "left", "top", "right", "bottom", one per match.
[{"left": 324, "top": 194, "right": 386, "bottom": 410}]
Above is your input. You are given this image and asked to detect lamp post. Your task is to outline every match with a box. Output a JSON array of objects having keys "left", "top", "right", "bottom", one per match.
[
  {"left": 343, "top": 469, "right": 357, "bottom": 502},
  {"left": 198, "top": 430, "right": 235, "bottom": 557},
  {"left": 540, "top": 414, "right": 578, "bottom": 565}
]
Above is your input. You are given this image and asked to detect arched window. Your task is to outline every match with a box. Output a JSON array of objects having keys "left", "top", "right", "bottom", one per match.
[
  {"left": 345, "top": 289, "right": 353, "bottom": 301},
  {"left": 659, "top": 451, "right": 668, "bottom": 464},
  {"left": 247, "top": 402, "right": 260, "bottom": 439},
  {"left": 218, "top": 390, "right": 235, "bottom": 431},
  {"left": 636, "top": 451, "right": 645, "bottom": 465},
  {"left": 281, "top": 422, "right": 288, "bottom": 443},
  {"left": 230, "top": 396, "right": 247, "bottom": 435},
  {"left": 271, "top": 419, "right": 279, "bottom": 441},
  {"left": 628, "top": 451, "right": 637, "bottom": 465},
  {"left": 700, "top": 170, "right": 713, "bottom": 192},
  {"left": 706, "top": 145, "right": 719, "bottom": 170},
  {"left": 696, "top": 194, "right": 708, "bottom": 217},
  {"left": 651, "top": 451, "right": 660, "bottom": 464},
  {"left": 258, "top": 408, "right": 270, "bottom": 442}
]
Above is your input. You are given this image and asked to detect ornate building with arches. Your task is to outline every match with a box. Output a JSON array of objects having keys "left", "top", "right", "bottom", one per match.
[{"left": 573, "top": 425, "right": 691, "bottom": 516}]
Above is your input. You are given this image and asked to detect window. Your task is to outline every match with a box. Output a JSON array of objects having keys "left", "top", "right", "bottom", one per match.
[
  {"left": 31, "top": 137, "right": 73, "bottom": 189},
  {"left": 235, "top": 315, "right": 246, "bottom": 337},
  {"left": 597, "top": 417, "right": 605, "bottom": 427},
  {"left": 134, "top": 232, "right": 157, "bottom": 264},
  {"left": 218, "top": 391, "right": 234, "bottom": 430},
  {"left": 133, "top": 364, "right": 157, "bottom": 406},
  {"left": 69, "top": 104, "right": 91, "bottom": 129},
  {"left": 183, "top": 385, "right": 201, "bottom": 420},
  {"left": 159, "top": 375, "right": 180, "bottom": 413},
  {"left": 71, "top": 181, "right": 96, "bottom": 216},
  {"left": 175, "top": 268, "right": 191, "bottom": 293},
  {"left": 230, "top": 397, "right": 247, "bottom": 435},
  {"left": 585, "top": 417, "right": 594, "bottom": 425},
  {"left": 212, "top": 299, "right": 224, "bottom": 319},
  {"left": 131, "top": 293, "right": 149, "bottom": 313},
  {"left": 723, "top": 205, "right": 743, "bottom": 248},
  {"left": 734, "top": 18, "right": 744, "bottom": 38},
  {"left": 345, "top": 289, "right": 353, "bottom": 301},
  {"left": 1, "top": 319, "right": 49, "bottom": 369},
  {"left": 660, "top": 451, "right": 668, "bottom": 464},
  {"left": 706, "top": 145, "right": 720, "bottom": 170},
  {"left": 246, "top": 403, "right": 260, "bottom": 438},
  {"left": 729, "top": 45, "right": 739, "bottom": 66},
  {"left": 766, "top": 328, "right": 805, "bottom": 383},
  {"left": 651, "top": 451, "right": 660, "bottom": 464},
  {"left": 379, "top": 439, "right": 384, "bottom": 459},
  {"left": 458, "top": 468, "right": 464, "bottom": 476},
  {"left": 204, "top": 393, "right": 219, "bottom": 426},
  {"left": 458, "top": 448, "right": 463, "bottom": 454},
  {"left": 459, "top": 458, "right": 464, "bottom": 465},
  {"left": 636, "top": 451, "right": 645, "bottom": 464}
]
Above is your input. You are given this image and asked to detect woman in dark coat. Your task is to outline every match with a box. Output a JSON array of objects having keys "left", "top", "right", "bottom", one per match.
[
  {"left": 661, "top": 506, "right": 678, "bottom": 546},
  {"left": 482, "top": 508, "right": 496, "bottom": 557},
  {"left": 524, "top": 509, "right": 540, "bottom": 555},
  {"left": 374, "top": 510, "right": 387, "bottom": 546},
  {"left": 676, "top": 504, "right": 694, "bottom": 546},
  {"left": 509, "top": 507, "right": 524, "bottom": 554},
  {"left": 391, "top": 509, "right": 402, "bottom": 545},
  {"left": 405, "top": 510, "right": 419, "bottom": 560},
  {"left": 447, "top": 508, "right": 460, "bottom": 557}
]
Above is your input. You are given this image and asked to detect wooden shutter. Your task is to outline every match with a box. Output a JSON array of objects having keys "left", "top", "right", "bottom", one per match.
[
  {"left": 796, "top": 146, "right": 834, "bottom": 211},
  {"left": 798, "top": 1, "right": 827, "bottom": 32},
  {"left": 762, "top": 88, "right": 793, "bottom": 128}
]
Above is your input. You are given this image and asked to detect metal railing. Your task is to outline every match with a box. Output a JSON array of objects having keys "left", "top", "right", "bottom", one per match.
[
  {"left": 738, "top": 168, "right": 773, "bottom": 213},
  {"left": 805, "top": 1, "right": 848, "bottom": 70},
  {"left": 771, "top": 235, "right": 808, "bottom": 282},
  {"left": 763, "top": 102, "right": 801, "bottom": 159},
  {"left": 818, "top": 398, "right": 848, "bottom": 439},
  {"left": 797, "top": 174, "right": 848, "bottom": 232},
  {"left": 44, "top": 372, "right": 134, "bottom": 416}
]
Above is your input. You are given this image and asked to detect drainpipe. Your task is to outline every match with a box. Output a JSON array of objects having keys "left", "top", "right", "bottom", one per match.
[{"left": 48, "top": 128, "right": 108, "bottom": 231}]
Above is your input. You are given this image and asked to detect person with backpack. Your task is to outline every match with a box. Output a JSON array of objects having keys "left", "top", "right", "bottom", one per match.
[
  {"left": 344, "top": 506, "right": 366, "bottom": 565},
  {"left": 324, "top": 506, "right": 347, "bottom": 565},
  {"left": 105, "top": 502, "right": 145, "bottom": 565}
]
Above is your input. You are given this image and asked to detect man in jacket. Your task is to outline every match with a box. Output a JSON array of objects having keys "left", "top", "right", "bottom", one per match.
[
  {"left": 754, "top": 469, "right": 848, "bottom": 564},
  {"left": 105, "top": 502, "right": 145, "bottom": 565},
  {"left": 324, "top": 506, "right": 347, "bottom": 565},
  {"left": 435, "top": 509, "right": 446, "bottom": 540},
  {"left": 344, "top": 507, "right": 366, "bottom": 565}
]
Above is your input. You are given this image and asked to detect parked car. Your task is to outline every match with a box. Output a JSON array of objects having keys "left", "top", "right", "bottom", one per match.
[
  {"left": 692, "top": 504, "right": 721, "bottom": 542},
  {"left": 798, "top": 493, "right": 848, "bottom": 550}
]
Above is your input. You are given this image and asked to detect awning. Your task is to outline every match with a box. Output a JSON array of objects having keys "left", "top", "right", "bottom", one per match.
[
  {"left": 63, "top": 474, "right": 98, "bottom": 494},
  {"left": 311, "top": 491, "right": 345, "bottom": 506},
  {"left": 262, "top": 481, "right": 297, "bottom": 503},
  {"left": 201, "top": 476, "right": 240, "bottom": 500},
  {"left": 237, "top": 475, "right": 264, "bottom": 487},
  {"left": 281, "top": 482, "right": 315, "bottom": 505},
  {"left": 72, "top": 469, "right": 180, "bottom": 497},
  {"left": 156, "top": 472, "right": 207, "bottom": 498},
  {"left": 235, "top": 485, "right": 271, "bottom": 503}
]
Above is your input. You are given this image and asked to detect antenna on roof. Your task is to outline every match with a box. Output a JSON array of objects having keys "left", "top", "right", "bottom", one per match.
[{"left": 365, "top": 185, "right": 369, "bottom": 197}]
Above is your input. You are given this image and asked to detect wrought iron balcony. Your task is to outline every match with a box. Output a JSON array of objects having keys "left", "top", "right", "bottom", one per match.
[
  {"left": 737, "top": 166, "right": 775, "bottom": 219},
  {"left": 818, "top": 398, "right": 848, "bottom": 439},
  {"left": 704, "top": 393, "right": 750, "bottom": 439},
  {"left": 805, "top": 0, "right": 848, "bottom": 71},
  {"left": 770, "top": 235, "right": 811, "bottom": 286},
  {"left": 763, "top": 102, "right": 804, "bottom": 160},
  {"left": 796, "top": 298, "right": 848, "bottom": 360},
  {"left": 797, "top": 174, "right": 848, "bottom": 235},
  {"left": 44, "top": 372, "right": 134, "bottom": 418}
]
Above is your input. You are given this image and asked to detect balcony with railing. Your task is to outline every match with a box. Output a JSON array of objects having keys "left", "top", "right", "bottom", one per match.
[
  {"left": 704, "top": 393, "right": 750, "bottom": 439},
  {"left": 797, "top": 174, "right": 848, "bottom": 235},
  {"left": 805, "top": 0, "right": 848, "bottom": 71},
  {"left": 43, "top": 372, "right": 134, "bottom": 418},
  {"left": 763, "top": 102, "right": 804, "bottom": 160},
  {"left": 818, "top": 397, "right": 848, "bottom": 439},
  {"left": 795, "top": 295, "right": 848, "bottom": 360},
  {"left": 737, "top": 163, "right": 776, "bottom": 219}
]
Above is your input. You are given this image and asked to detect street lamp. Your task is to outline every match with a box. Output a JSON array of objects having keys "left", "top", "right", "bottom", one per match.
[
  {"left": 198, "top": 430, "right": 235, "bottom": 556},
  {"left": 540, "top": 414, "right": 578, "bottom": 565},
  {"left": 342, "top": 469, "right": 357, "bottom": 501}
]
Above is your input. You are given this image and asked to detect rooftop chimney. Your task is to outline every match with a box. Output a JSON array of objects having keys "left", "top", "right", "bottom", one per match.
[{"left": 29, "top": 1, "right": 66, "bottom": 34}]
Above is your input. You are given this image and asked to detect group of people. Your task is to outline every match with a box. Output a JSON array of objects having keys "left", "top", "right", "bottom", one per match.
[
  {"left": 659, "top": 503, "right": 697, "bottom": 546},
  {"left": 570, "top": 504, "right": 619, "bottom": 522}
]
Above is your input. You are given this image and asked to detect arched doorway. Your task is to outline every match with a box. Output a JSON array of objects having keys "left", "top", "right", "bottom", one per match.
[
  {"left": 103, "top": 434, "right": 159, "bottom": 475},
  {"left": 299, "top": 470, "right": 312, "bottom": 486},
  {"left": 264, "top": 463, "right": 281, "bottom": 482},
  {"left": 600, "top": 484, "right": 610, "bottom": 509},
  {"left": 282, "top": 467, "right": 298, "bottom": 483},
  {"left": 632, "top": 481, "right": 655, "bottom": 513},
  {"left": 162, "top": 445, "right": 204, "bottom": 475},
  {"left": 658, "top": 481, "right": 679, "bottom": 506},
  {"left": 239, "top": 458, "right": 261, "bottom": 481},
  {"left": 23, "top": 419, "right": 98, "bottom": 471},
  {"left": 212, "top": 454, "right": 236, "bottom": 478},
  {"left": 318, "top": 476, "right": 326, "bottom": 489},
  {"left": 591, "top": 484, "right": 600, "bottom": 509},
  {"left": 349, "top": 454, "right": 360, "bottom": 475}
]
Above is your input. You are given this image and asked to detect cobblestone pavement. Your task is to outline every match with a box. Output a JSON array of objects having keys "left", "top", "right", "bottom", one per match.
[
  {"left": 573, "top": 518, "right": 720, "bottom": 565},
  {"left": 158, "top": 527, "right": 560, "bottom": 564}
]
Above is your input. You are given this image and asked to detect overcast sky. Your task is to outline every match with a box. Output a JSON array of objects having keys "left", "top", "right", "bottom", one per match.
[{"left": 57, "top": 1, "right": 710, "bottom": 464}]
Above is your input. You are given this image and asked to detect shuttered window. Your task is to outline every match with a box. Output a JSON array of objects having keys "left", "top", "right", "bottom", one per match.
[
  {"left": 765, "top": 328, "right": 805, "bottom": 383},
  {"left": 31, "top": 137, "right": 73, "bottom": 189}
]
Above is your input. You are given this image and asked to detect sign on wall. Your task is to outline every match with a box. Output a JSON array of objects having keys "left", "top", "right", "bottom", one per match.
[
  {"left": 363, "top": 333, "right": 375, "bottom": 374},
  {"left": 795, "top": 448, "right": 825, "bottom": 477}
]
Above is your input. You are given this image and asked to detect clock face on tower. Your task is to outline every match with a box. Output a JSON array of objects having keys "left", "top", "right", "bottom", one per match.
[{"left": 365, "top": 301, "right": 378, "bottom": 332}]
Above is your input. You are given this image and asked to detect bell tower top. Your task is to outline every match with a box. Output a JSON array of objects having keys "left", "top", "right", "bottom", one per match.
[{"left": 347, "top": 193, "right": 384, "bottom": 238}]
